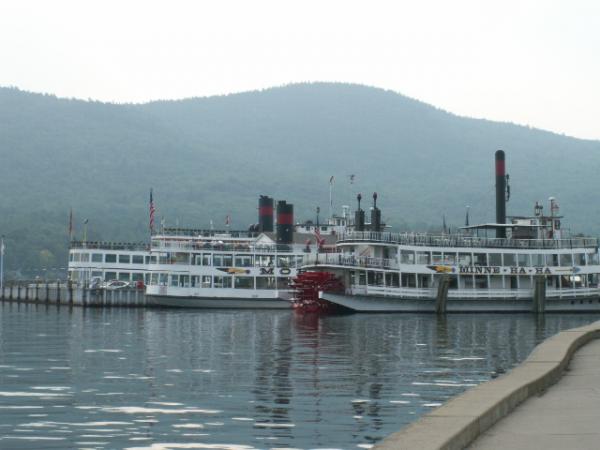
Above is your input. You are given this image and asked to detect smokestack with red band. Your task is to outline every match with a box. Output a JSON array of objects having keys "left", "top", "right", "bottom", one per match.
[
  {"left": 495, "top": 150, "right": 506, "bottom": 238},
  {"left": 258, "top": 195, "right": 274, "bottom": 232},
  {"left": 276, "top": 200, "right": 294, "bottom": 244}
]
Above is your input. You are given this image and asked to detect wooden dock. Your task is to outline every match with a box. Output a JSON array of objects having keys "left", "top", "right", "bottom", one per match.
[{"left": 0, "top": 282, "right": 147, "bottom": 307}]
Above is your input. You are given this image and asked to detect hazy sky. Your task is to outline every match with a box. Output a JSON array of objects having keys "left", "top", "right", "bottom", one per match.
[{"left": 1, "top": 0, "right": 599, "bottom": 140}]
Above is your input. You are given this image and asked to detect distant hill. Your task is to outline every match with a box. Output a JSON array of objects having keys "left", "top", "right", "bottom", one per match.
[{"left": 1, "top": 83, "right": 599, "bottom": 277}]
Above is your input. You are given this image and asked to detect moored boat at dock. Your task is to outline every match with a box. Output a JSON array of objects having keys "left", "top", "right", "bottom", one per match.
[{"left": 294, "top": 151, "right": 600, "bottom": 313}]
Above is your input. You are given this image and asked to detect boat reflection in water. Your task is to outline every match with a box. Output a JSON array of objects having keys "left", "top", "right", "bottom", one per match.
[{"left": 0, "top": 305, "right": 598, "bottom": 449}]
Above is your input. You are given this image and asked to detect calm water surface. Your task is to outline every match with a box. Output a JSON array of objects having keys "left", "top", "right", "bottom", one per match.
[{"left": 1, "top": 303, "right": 599, "bottom": 450}]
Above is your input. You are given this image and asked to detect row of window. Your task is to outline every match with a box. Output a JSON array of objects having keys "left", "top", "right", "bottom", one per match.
[
  {"left": 70, "top": 252, "right": 149, "bottom": 264},
  {"left": 147, "top": 273, "right": 290, "bottom": 290},
  {"left": 351, "top": 270, "right": 598, "bottom": 289},
  {"left": 399, "top": 250, "right": 598, "bottom": 266}
]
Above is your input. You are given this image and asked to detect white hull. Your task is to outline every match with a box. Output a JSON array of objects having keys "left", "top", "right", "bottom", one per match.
[
  {"left": 146, "top": 294, "right": 292, "bottom": 309},
  {"left": 320, "top": 292, "right": 600, "bottom": 313}
]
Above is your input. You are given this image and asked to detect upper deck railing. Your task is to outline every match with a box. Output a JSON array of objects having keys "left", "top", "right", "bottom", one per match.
[
  {"left": 70, "top": 241, "right": 150, "bottom": 251},
  {"left": 154, "top": 228, "right": 260, "bottom": 239},
  {"left": 151, "top": 239, "right": 304, "bottom": 254},
  {"left": 338, "top": 231, "right": 599, "bottom": 250}
]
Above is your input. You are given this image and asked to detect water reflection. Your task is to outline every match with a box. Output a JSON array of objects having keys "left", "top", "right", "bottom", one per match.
[{"left": 0, "top": 303, "right": 599, "bottom": 449}]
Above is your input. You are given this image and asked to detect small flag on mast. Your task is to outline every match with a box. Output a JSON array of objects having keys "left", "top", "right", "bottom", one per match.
[
  {"left": 149, "top": 189, "right": 156, "bottom": 233},
  {"left": 68, "top": 208, "right": 73, "bottom": 240}
]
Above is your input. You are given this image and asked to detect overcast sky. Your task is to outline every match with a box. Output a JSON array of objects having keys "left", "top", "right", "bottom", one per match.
[{"left": 1, "top": 0, "right": 598, "bottom": 140}]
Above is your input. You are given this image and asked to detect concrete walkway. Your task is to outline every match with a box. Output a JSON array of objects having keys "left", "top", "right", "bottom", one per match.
[{"left": 469, "top": 338, "right": 600, "bottom": 450}]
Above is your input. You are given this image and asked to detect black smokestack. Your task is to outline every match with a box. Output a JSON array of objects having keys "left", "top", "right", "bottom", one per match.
[
  {"left": 276, "top": 200, "right": 294, "bottom": 244},
  {"left": 495, "top": 150, "right": 506, "bottom": 238},
  {"left": 258, "top": 195, "right": 274, "bottom": 232},
  {"left": 355, "top": 193, "right": 365, "bottom": 231},
  {"left": 371, "top": 192, "right": 381, "bottom": 232}
]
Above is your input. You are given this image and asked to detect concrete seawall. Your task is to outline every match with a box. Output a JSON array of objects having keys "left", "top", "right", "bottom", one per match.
[
  {"left": 0, "top": 283, "right": 147, "bottom": 307},
  {"left": 374, "top": 320, "right": 600, "bottom": 450}
]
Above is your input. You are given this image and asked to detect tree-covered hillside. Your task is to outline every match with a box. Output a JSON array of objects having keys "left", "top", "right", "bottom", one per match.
[{"left": 1, "top": 83, "right": 599, "bottom": 277}]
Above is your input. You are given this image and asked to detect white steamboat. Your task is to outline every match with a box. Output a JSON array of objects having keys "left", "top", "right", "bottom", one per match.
[{"left": 297, "top": 151, "right": 600, "bottom": 313}]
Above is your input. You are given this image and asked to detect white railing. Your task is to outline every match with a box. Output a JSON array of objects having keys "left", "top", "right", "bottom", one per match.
[
  {"left": 339, "top": 231, "right": 598, "bottom": 250},
  {"left": 546, "top": 287, "right": 600, "bottom": 298},
  {"left": 448, "top": 288, "right": 531, "bottom": 299},
  {"left": 350, "top": 286, "right": 435, "bottom": 299},
  {"left": 151, "top": 240, "right": 297, "bottom": 254}
]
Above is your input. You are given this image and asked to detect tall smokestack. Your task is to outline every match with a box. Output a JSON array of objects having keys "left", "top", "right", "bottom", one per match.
[
  {"left": 355, "top": 193, "right": 365, "bottom": 231},
  {"left": 258, "top": 195, "right": 274, "bottom": 232},
  {"left": 371, "top": 192, "right": 382, "bottom": 232},
  {"left": 276, "top": 201, "right": 294, "bottom": 244},
  {"left": 495, "top": 150, "right": 506, "bottom": 238}
]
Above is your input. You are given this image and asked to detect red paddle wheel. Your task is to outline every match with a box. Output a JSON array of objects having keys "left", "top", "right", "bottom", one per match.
[{"left": 291, "top": 271, "right": 344, "bottom": 313}]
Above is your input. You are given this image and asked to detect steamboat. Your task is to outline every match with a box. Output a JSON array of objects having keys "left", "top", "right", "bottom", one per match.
[{"left": 294, "top": 151, "right": 600, "bottom": 313}]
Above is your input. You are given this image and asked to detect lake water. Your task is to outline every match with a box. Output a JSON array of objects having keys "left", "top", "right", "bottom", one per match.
[{"left": 1, "top": 303, "right": 598, "bottom": 450}]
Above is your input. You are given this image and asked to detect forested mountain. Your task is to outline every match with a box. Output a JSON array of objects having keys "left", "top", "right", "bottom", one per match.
[{"left": 1, "top": 83, "right": 599, "bottom": 277}]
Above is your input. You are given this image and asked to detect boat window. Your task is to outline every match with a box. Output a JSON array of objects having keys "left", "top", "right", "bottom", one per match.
[
  {"left": 191, "top": 276, "right": 198, "bottom": 287},
  {"left": 214, "top": 276, "right": 232, "bottom": 288},
  {"left": 509, "top": 276, "right": 518, "bottom": 289},
  {"left": 519, "top": 276, "right": 532, "bottom": 289},
  {"left": 463, "top": 275, "right": 474, "bottom": 289},
  {"left": 473, "top": 253, "right": 487, "bottom": 266},
  {"left": 574, "top": 253, "right": 586, "bottom": 266},
  {"left": 159, "top": 254, "right": 168, "bottom": 264},
  {"left": 223, "top": 255, "right": 233, "bottom": 267},
  {"left": 517, "top": 254, "right": 530, "bottom": 267},
  {"left": 401, "top": 273, "right": 416, "bottom": 288},
  {"left": 202, "top": 254, "right": 211, "bottom": 266},
  {"left": 458, "top": 253, "right": 472, "bottom": 265},
  {"left": 489, "top": 253, "right": 502, "bottom": 266},
  {"left": 548, "top": 254, "right": 559, "bottom": 266},
  {"left": 91, "top": 271, "right": 102, "bottom": 278},
  {"left": 588, "top": 252, "right": 599, "bottom": 265},
  {"left": 432, "top": 252, "right": 443, "bottom": 264},
  {"left": 385, "top": 272, "right": 399, "bottom": 287},
  {"left": 132, "top": 255, "right": 144, "bottom": 264},
  {"left": 401, "top": 251, "right": 415, "bottom": 264},
  {"left": 69, "top": 253, "right": 74, "bottom": 262},
  {"left": 170, "top": 275, "right": 179, "bottom": 287},
  {"left": 213, "top": 254, "right": 223, "bottom": 266},
  {"left": 150, "top": 256, "right": 157, "bottom": 264},
  {"left": 359, "top": 271, "right": 366, "bottom": 285},
  {"left": 416, "top": 252, "right": 430, "bottom": 265},
  {"left": 256, "top": 255, "right": 275, "bottom": 267},
  {"left": 179, "top": 275, "right": 190, "bottom": 287},
  {"left": 118, "top": 272, "right": 130, "bottom": 281},
  {"left": 92, "top": 253, "right": 105, "bottom": 263},
  {"left": 504, "top": 254, "right": 516, "bottom": 266},
  {"left": 105, "top": 254, "right": 117, "bottom": 263},
  {"left": 276, "top": 256, "right": 292, "bottom": 268},
  {"left": 367, "top": 271, "right": 375, "bottom": 285},
  {"left": 202, "top": 276, "right": 212, "bottom": 288},
  {"left": 235, "top": 276, "right": 254, "bottom": 289},
  {"left": 159, "top": 273, "right": 168, "bottom": 286},
  {"left": 119, "top": 254, "right": 130, "bottom": 264},
  {"left": 105, "top": 271, "right": 117, "bottom": 281},
  {"left": 132, "top": 273, "right": 143, "bottom": 282},
  {"left": 277, "top": 277, "right": 290, "bottom": 289},
  {"left": 531, "top": 254, "right": 545, "bottom": 266},
  {"left": 256, "top": 277, "right": 276, "bottom": 289},
  {"left": 475, "top": 275, "right": 487, "bottom": 289},
  {"left": 560, "top": 254, "right": 573, "bottom": 266},
  {"left": 443, "top": 252, "right": 456, "bottom": 265},
  {"left": 150, "top": 273, "right": 159, "bottom": 285},
  {"left": 174, "top": 253, "right": 189, "bottom": 264},
  {"left": 418, "top": 275, "right": 430, "bottom": 288},
  {"left": 80, "top": 253, "right": 90, "bottom": 262},
  {"left": 236, "top": 255, "right": 254, "bottom": 267}
]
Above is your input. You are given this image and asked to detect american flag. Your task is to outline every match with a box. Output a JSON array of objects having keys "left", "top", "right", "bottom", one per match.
[{"left": 149, "top": 189, "right": 156, "bottom": 233}]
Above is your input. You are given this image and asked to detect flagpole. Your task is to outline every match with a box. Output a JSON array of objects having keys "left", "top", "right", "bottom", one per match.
[
  {"left": 0, "top": 236, "right": 4, "bottom": 293},
  {"left": 329, "top": 176, "right": 334, "bottom": 219}
]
